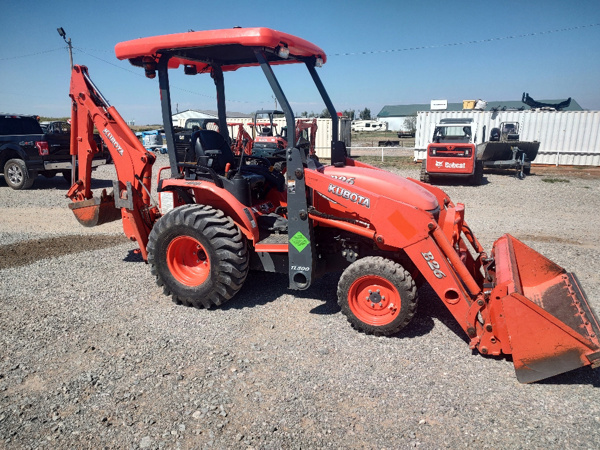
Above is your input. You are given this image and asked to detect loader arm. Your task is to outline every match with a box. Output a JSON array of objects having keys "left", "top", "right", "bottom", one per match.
[{"left": 67, "top": 65, "right": 159, "bottom": 259}]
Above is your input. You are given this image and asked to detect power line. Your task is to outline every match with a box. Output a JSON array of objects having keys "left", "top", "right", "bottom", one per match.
[
  {"left": 0, "top": 47, "right": 64, "bottom": 61},
  {"left": 3, "top": 23, "right": 598, "bottom": 62},
  {"left": 5, "top": 22, "right": 596, "bottom": 106},
  {"left": 73, "top": 47, "right": 146, "bottom": 77},
  {"left": 73, "top": 46, "right": 268, "bottom": 106},
  {"left": 330, "top": 23, "right": 600, "bottom": 57}
]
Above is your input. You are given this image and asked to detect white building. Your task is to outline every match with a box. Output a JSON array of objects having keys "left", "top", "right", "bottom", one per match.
[{"left": 172, "top": 109, "right": 252, "bottom": 128}]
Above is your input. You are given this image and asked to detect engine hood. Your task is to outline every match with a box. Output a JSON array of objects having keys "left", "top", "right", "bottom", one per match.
[{"left": 322, "top": 165, "right": 439, "bottom": 212}]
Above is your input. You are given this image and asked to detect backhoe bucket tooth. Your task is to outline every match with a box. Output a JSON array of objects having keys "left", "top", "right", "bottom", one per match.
[
  {"left": 492, "top": 234, "right": 600, "bottom": 383},
  {"left": 68, "top": 193, "right": 122, "bottom": 227}
]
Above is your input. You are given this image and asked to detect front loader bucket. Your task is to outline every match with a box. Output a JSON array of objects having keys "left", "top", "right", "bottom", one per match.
[
  {"left": 492, "top": 235, "right": 600, "bottom": 383},
  {"left": 68, "top": 192, "right": 122, "bottom": 227}
]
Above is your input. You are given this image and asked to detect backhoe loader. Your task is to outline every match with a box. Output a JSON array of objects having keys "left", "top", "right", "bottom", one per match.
[{"left": 66, "top": 27, "right": 599, "bottom": 383}]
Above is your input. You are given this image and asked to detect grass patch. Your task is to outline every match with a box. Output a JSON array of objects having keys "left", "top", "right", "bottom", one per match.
[
  {"left": 354, "top": 155, "right": 417, "bottom": 170},
  {"left": 541, "top": 177, "right": 570, "bottom": 183},
  {"left": 351, "top": 130, "right": 399, "bottom": 140}
]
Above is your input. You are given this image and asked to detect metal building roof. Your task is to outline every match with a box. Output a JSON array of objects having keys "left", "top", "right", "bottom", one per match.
[
  {"left": 172, "top": 109, "right": 252, "bottom": 119},
  {"left": 378, "top": 99, "right": 583, "bottom": 117}
]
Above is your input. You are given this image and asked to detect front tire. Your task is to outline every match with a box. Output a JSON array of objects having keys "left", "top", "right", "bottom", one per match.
[
  {"left": 337, "top": 256, "right": 417, "bottom": 336},
  {"left": 4, "top": 158, "right": 36, "bottom": 190},
  {"left": 147, "top": 204, "right": 249, "bottom": 308}
]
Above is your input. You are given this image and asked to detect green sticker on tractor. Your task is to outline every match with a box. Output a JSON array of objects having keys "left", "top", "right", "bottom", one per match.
[{"left": 290, "top": 231, "right": 310, "bottom": 252}]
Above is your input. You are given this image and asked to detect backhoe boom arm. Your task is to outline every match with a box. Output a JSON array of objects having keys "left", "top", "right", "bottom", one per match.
[{"left": 67, "top": 65, "right": 159, "bottom": 258}]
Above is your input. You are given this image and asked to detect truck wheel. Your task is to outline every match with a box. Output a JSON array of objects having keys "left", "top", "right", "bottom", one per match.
[
  {"left": 337, "top": 256, "right": 417, "bottom": 336},
  {"left": 4, "top": 158, "right": 36, "bottom": 190},
  {"left": 41, "top": 170, "right": 58, "bottom": 178},
  {"left": 147, "top": 204, "right": 249, "bottom": 308},
  {"left": 62, "top": 169, "right": 78, "bottom": 184},
  {"left": 471, "top": 160, "right": 484, "bottom": 185},
  {"left": 419, "top": 160, "right": 430, "bottom": 183}
]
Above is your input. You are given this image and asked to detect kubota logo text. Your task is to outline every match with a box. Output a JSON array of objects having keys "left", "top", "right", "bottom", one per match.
[
  {"left": 103, "top": 128, "right": 124, "bottom": 156},
  {"left": 328, "top": 184, "right": 370, "bottom": 208}
]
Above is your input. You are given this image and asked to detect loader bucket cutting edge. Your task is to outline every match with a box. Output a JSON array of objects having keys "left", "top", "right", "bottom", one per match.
[
  {"left": 492, "top": 234, "right": 600, "bottom": 383},
  {"left": 68, "top": 195, "right": 122, "bottom": 227}
]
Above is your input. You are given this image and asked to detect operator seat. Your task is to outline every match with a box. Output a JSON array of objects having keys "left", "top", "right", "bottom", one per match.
[
  {"left": 190, "top": 129, "right": 235, "bottom": 174},
  {"left": 189, "top": 129, "right": 270, "bottom": 195}
]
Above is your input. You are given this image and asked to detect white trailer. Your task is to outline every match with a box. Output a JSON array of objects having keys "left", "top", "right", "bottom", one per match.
[{"left": 351, "top": 120, "right": 388, "bottom": 132}]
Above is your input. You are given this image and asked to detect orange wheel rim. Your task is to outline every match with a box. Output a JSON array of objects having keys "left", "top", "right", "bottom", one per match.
[
  {"left": 166, "top": 236, "right": 210, "bottom": 287},
  {"left": 348, "top": 275, "right": 400, "bottom": 326}
]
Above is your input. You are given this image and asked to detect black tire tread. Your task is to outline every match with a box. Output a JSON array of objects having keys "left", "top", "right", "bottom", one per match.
[
  {"left": 419, "top": 160, "right": 430, "bottom": 184},
  {"left": 471, "top": 160, "right": 484, "bottom": 185},
  {"left": 4, "top": 158, "right": 35, "bottom": 190},
  {"left": 337, "top": 256, "right": 418, "bottom": 336},
  {"left": 147, "top": 204, "right": 248, "bottom": 308}
]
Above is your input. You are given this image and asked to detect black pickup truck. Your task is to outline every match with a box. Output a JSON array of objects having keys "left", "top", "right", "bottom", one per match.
[{"left": 0, "top": 115, "right": 107, "bottom": 190}]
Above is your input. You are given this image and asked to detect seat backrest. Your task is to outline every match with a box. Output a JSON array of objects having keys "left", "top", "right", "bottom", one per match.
[{"left": 192, "top": 129, "right": 235, "bottom": 173}]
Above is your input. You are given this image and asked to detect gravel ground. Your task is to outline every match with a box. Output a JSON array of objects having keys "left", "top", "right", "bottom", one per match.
[{"left": 1, "top": 154, "right": 599, "bottom": 449}]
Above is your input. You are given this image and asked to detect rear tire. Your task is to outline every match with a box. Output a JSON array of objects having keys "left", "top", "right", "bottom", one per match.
[
  {"left": 471, "top": 160, "right": 483, "bottom": 185},
  {"left": 419, "top": 160, "right": 430, "bottom": 183},
  {"left": 147, "top": 204, "right": 249, "bottom": 308},
  {"left": 4, "top": 158, "right": 36, "bottom": 190},
  {"left": 337, "top": 256, "right": 418, "bottom": 336}
]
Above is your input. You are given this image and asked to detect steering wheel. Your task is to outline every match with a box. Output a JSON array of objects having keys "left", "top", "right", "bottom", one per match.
[{"left": 244, "top": 155, "right": 272, "bottom": 167}]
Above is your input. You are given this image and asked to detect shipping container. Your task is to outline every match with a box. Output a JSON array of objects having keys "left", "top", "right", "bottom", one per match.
[{"left": 415, "top": 110, "right": 600, "bottom": 166}]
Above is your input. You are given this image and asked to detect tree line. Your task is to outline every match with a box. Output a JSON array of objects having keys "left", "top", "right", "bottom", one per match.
[{"left": 296, "top": 108, "right": 372, "bottom": 120}]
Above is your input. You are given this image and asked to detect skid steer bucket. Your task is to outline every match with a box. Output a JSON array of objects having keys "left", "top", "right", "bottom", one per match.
[
  {"left": 492, "top": 234, "right": 600, "bottom": 383},
  {"left": 68, "top": 191, "right": 122, "bottom": 227}
]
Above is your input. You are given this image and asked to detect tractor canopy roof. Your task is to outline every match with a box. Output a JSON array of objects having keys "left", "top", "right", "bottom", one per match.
[{"left": 115, "top": 27, "right": 327, "bottom": 74}]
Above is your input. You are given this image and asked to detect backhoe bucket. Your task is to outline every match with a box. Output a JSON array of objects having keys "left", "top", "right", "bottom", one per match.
[
  {"left": 492, "top": 235, "right": 600, "bottom": 382},
  {"left": 68, "top": 192, "right": 122, "bottom": 227}
]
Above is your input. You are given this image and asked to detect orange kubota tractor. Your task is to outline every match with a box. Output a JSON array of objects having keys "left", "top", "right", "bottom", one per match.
[{"left": 67, "top": 27, "right": 599, "bottom": 383}]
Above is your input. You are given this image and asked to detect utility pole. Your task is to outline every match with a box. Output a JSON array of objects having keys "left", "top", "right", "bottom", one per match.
[
  {"left": 57, "top": 27, "right": 75, "bottom": 185},
  {"left": 57, "top": 27, "right": 73, "bottom": 70}
]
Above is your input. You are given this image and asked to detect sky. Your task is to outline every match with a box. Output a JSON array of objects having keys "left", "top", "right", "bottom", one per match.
[{"left": 1, "top": 0, "right": 599, "bottom": 125}]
